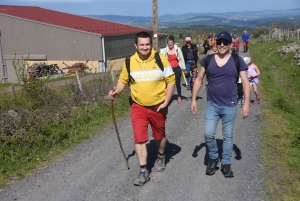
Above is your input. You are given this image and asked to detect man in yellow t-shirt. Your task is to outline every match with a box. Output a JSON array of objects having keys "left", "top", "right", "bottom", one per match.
[{"left": 108, "top": 32, "right": 175, "bottom": 186}]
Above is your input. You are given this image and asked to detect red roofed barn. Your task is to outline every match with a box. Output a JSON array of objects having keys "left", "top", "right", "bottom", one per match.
[{"left": 0, "top": 5, "right": 167, "bottom": 83}]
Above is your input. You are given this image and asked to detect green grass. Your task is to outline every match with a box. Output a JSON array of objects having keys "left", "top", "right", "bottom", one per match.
[
  {"left": 0, "top": 78, "right": 130, "bottom": 187},
  {"left": 250, "top": 41, "right": 300, "bottom": 200}
]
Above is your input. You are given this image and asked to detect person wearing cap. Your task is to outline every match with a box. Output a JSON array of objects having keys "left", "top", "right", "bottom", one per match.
[
  {"left": 243, "top": 57, "right": 261, "bottom": 104},
  {"left": 181, "top": 37, "right": 199, "bottom": 90},
  {"left": 190, "top": 31, "right": 250, "bottom": 178},
  {"left": 242, "top": 30, "right": 250, "bottom": 53}
]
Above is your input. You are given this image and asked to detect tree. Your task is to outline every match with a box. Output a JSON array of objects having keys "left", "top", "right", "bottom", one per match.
[
  {"left": 179, "top": 33, "right": 183, "bottom": 39},
  {"left": 252, "top": 26, "right": 265, "bottom": 38}
]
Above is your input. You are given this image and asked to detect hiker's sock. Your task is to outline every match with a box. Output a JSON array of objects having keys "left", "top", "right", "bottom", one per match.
[
  {"left": 140, "top": 165, "right": 147, "bottom": 169},
  {"left": 158, "top": 152, "right": 164, "bottom": 156}
]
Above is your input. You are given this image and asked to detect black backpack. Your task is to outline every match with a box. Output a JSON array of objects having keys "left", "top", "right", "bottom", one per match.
[
  {"left": 203, "top": 53, "right": 241, "bottom": 82},
  {"left": 125, "top": 52, "right": 164, "bottom": 86}
]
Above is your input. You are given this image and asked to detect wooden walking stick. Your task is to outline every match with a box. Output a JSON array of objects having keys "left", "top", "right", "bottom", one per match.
[{"left": 111, "top": 97, "right": 130, "bottom": 169}]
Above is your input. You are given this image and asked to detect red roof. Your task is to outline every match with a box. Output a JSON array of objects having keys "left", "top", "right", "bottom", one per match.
[{"left": 0, "top": 5, "right": 152, "bottom": 36}]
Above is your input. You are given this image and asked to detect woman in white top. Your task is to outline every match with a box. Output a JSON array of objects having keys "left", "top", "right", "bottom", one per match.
[{"left": 161, "top": 36, "right": 186, "bottom": 103}]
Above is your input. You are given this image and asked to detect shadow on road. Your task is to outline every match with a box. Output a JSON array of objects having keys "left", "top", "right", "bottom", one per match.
[
  {"left": 126, "top": 140, "right": 181, "bottom": 172},
  {"left": 147, "top": 140, "right": 181, "bottom": 172},
  {"left": 192, "top": 139, "right": 242, "bottom": 165}
]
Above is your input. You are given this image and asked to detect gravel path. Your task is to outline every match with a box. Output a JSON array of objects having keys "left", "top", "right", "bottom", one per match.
[{"left": 0, "top": 49, "right": 265, "bottom": 201}]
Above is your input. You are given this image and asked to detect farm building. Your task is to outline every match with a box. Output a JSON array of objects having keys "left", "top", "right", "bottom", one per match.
[{"left": 0, "top": 5, "right": 168, "bottom": 83}]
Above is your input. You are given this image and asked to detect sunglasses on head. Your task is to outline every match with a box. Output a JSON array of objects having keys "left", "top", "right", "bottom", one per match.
[{"left": 216, "top": 40, "right": 229, "bottom": 46}]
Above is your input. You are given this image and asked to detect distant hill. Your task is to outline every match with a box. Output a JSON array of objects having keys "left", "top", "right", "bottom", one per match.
[{"left": 86, "top": 8, "right": 300, "bottom": 28}]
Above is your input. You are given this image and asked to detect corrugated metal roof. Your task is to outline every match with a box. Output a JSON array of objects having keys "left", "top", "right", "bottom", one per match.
[{"left": 0, "top": 5, "right": 153, "bottom": 36}]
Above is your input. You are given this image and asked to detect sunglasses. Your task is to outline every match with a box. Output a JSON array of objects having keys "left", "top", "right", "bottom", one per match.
[{"left": 216, "top": 40, "right": 229, "bottom": 46}]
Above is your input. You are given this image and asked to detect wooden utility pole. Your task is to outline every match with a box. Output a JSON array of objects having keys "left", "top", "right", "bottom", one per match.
[{"left": 152, "top": 0, "right": 158, "bottom": 51}]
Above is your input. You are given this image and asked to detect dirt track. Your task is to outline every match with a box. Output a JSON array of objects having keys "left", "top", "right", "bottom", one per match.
[{"left": 0, "top": 48, "right": 265, "bottom": 201}]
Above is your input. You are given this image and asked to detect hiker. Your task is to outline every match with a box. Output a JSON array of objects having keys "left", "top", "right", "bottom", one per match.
[
  {"left": 190, "top": 64, "right": 198, "bottom": 94},
  {"left": 207, "top": 32, "right": 213, "bottom": 40},
  {"left": 231, "top": 33, "right": 240, "bottom": 55},
  {"left": 108, "top": 32, "right": 175, "bottom": 186},
  {"left": 204, "top": 44, "right": 218, "bottom": 90},
  {"left": 190, "top": 31, "right": 250, "bottom": 177},
  {"left": 207, "top": 44, "right": 218, "bottom": 55},
  {"left": 182, "top": 37, "right": 199, "bottom": 90},
  {"left": 202, "top": 38, "right": 210, "bottom": 54},
  {"left": 242, "top": 30, "right": 250, "bottom": 53},
  {"left": 203, "top": 38, "right": 211, "bottom": 55},
  {"left": 211, "top": 36, "right": 216, "bottom": 47},
  {"left": 244, "top": 57, "right": 261, "bottom": 104},
  {"left": 161, "top": 36, "right": 186, "bottom": 104}
]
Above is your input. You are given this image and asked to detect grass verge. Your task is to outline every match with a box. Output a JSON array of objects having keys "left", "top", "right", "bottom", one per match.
[
  {"left": 250, "top": 41, "right": 300, "bottom": 200},
  {"left": 0, "top": 76, "right": 130, "bottom": 187}
]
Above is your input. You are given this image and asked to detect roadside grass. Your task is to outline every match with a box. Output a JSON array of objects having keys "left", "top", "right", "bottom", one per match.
[
  {"left": 250, "top": 41, "right": 300, "bottom": 200},
  {"left": 0, "top": 83, "right": 20, "bottom": 90},
  {"left": 0, "top": 73, "right": 98, "bottom": 91},
  {"left": 0, "top": 76, "right": 130, "bottom": 187}
]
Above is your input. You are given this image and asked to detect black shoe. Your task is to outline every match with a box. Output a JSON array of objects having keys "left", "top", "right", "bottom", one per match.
[
  {"left": 206, "top": 158, "right": 219, "bottom": 175},
  {"left": 221, "top": 164, "right": 234, "bottom": 177}
]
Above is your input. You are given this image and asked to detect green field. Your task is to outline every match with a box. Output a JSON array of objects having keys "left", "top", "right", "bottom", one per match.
[{"left": 250, "top": 40, "right": 300, "bottom": 200}]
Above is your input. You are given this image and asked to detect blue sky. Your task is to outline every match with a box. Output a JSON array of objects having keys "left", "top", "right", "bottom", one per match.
[{"left": 1, "top": 0, "right": 300, "bottom": 16}]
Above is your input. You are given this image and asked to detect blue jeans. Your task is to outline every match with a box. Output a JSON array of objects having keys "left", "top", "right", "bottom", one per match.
[
  {"left": 204, "top": 101, "right": 237, "bottom": 165},
  {"left": 185, "top": 60, "right": 195, "bottom": 87}
]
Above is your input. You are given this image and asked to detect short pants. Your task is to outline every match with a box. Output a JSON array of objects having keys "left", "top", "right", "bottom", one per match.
[
  {"left": 249, "top": 80, "right": 259, "bottom": 85},
  {"left": 131, "top": 103, "right": 166, "bottom": 143}
]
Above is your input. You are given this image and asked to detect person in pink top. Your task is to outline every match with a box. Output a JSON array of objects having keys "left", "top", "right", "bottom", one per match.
[
  {"left": 161, "top": 36, "right": 186, "bottom": 103},
  {"left": 244, "top": 57, "right": 261, "bottom": 104},
  {"left": 231, "top": 33, "right": 240, "bottom": 55}
]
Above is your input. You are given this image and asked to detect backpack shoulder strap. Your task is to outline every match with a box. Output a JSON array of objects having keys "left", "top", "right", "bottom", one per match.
[
  {"left": 231, "top": 53, "right": 241, "bottom": 82},
  {"left": 154, "top": 52, "right": 164, "bottom": 72},
  {"left": 204, "top": 54, "right": 214, "bottom": 70},
  {"left": 125, "top": 56, "right": 135, "bottom": 86},
  {"left": 231, "top": 53, "right": 240, "bottom": 73},
  {"left": 125, "top": 56, "right": 130, "bottom": 73}
]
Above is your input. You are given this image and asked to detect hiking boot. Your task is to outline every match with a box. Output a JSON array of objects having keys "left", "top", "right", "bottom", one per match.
[
  {"left": 155, "top": 154, "right": 166, "bottom": 172},
  {"left": 221, "top": 164, "right": 234, "bottom": 177},
  {"left": 133, "top": 168, "right": 150, "bottom": 186},
  {"left": 206, "top": 158, "right": 219, "bottom": 175}
]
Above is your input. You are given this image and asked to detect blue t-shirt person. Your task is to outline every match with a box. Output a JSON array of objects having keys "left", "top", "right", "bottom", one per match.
[
  {"left": 242, "top": 33, "right": 250, "bottom": 42},
  {"left": 200, "top": 55, "right": 248, "bottom": 106}
]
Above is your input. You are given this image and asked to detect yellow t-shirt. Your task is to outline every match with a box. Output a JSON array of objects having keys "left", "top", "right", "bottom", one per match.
[{"left": 118, "top": 49, "right": 175, "bottom": 106}]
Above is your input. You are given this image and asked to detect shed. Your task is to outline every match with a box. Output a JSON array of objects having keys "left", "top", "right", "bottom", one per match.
[{"left": 0, "top": 5, "right": 167, "bottom": 83}]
